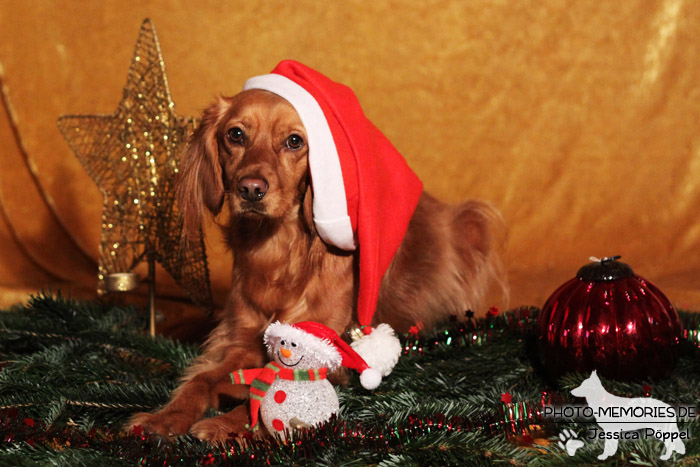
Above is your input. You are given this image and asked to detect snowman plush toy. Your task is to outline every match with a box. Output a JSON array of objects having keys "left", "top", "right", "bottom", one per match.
[{"left": 230, "top": 320, "right": 399, "bottom": 438}]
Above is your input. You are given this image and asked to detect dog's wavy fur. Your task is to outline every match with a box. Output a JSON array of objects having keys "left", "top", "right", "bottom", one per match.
[{"left": 127, "top": 89, "right": 506, "bottom": 442}]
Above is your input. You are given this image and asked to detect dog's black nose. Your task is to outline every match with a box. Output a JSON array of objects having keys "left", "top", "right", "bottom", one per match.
[{"left": 238, "top": 177, "right": 269, "bottom": 202}]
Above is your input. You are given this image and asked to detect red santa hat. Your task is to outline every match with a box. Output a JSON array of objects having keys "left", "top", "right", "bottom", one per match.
[
  {"left": 243, "top": 60, "right": 423, "bottom": 338},
  {"left": 264, "top": 321, "right": 383, "bottom": 390}
]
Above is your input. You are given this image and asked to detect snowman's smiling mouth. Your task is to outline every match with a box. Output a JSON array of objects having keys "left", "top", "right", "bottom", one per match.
[{"left": 278, "top": 352, "right": 303, "bottom": 367}]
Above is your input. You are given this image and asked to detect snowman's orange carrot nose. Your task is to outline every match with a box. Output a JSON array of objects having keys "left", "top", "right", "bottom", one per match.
[{"left": 280, "top": 347, "right": 292, "bottom": 358}]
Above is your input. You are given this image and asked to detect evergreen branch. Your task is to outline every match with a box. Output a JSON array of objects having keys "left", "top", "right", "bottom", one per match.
[{"left": 0, "top": 293, "right": 699, "bottom": 465}]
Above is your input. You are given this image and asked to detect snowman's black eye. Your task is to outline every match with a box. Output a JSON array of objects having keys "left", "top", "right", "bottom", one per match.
[
  {"left": 280, "top": 340, "right": 286, "bottom": 346},
  {"left": 291, "top": 342, "right": 297, "bottom": 348}
]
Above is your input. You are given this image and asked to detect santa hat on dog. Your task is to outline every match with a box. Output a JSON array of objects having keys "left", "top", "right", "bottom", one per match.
[{"left": 244, "top": 61, "right": 422, "bottom": 375}]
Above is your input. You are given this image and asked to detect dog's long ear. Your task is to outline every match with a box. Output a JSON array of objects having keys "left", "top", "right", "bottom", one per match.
[
  {"left": 176, "top": 98, "right": 229, "bottom": 240},
  {"left": 299, "top": 176, "right": 316, "bottom": 236}
]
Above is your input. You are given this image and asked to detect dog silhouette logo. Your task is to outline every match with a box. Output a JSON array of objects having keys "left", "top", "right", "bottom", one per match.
[{"left": 569, "top": 370, "right": 686, "bottom": 460}]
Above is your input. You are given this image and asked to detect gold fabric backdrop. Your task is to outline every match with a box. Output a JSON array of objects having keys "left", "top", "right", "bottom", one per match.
[{"left": 0, "top": 1, "right": 698, "bottom": 321}]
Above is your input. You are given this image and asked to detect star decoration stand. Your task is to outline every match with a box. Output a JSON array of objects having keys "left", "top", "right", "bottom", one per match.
[{"left": 58, "top": 19, "right": 214, "bottom": 336}]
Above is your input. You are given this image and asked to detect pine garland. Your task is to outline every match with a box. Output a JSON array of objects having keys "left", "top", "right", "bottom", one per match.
[{"left": 0, "top": 293, "right": 699, "bottom": 465}]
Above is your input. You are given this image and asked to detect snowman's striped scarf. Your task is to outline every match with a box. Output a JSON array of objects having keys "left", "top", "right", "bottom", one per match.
[{"left": 230, "top": 361, "right": 329, "bottom": 430}]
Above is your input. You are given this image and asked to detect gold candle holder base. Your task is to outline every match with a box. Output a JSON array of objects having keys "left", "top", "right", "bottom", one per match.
[
  {"left": 104, "top": 269, "right": 156, "bottom": 338},
  {"left": 104, "top": 272, "right": 140, "bottom": 292}
]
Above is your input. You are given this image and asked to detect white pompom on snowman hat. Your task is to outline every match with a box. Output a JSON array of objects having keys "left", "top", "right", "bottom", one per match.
[{"left": 264, "top": 321, "right": 384, "bottom": 390}]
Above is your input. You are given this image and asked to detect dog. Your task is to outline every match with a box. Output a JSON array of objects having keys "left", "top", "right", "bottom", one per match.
[
  {"left": 127, "top": 63, "right": 505, "bottom": 442},
  {"left": 571, "top": 370, "right": 686, "bottom": 460}
]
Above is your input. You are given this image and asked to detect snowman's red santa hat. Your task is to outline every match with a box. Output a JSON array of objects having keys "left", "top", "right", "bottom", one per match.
[
  {"left": 265, "top": 321, "right": 383, "bottom": 390},
  {"left": 244, "top": 61, "right": 423, "bottom": 341}
]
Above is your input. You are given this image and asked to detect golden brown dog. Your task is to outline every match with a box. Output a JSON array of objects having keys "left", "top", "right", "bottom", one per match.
[{"left": 127, "top": 89, "right": 505, "bottom": 442}]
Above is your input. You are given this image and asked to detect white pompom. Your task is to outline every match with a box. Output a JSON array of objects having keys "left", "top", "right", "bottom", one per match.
[
  {"left": 351, "top": 323, "right": 402, "bottom": 377},
  {"left": 359, "top": 368, "right": 382, "bottom": 390}
]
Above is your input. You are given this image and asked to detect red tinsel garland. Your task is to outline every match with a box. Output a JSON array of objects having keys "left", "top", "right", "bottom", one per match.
[
  {"left": 3, "top": 306, "right": 700, "bottom": 465},
  {"left": 0, "top": 396, "right": 548, "bottom": 466}
]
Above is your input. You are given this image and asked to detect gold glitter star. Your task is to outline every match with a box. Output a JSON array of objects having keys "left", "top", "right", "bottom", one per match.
[{"left": 58, "top": 19, "right": 213, "bottom": 312}]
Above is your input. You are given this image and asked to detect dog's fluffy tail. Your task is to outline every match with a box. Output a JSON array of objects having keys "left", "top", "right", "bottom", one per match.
[
  {"left": 375, "top": 193, "right": 509, "bottom": 333},
  {"left": 450, "top": 199, "right": 509, "bottom": 313}
]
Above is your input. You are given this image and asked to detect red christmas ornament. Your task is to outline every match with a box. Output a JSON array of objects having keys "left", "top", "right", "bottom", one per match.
[{"left": 537, "top": 256, "right": 682, "bottom": 381}]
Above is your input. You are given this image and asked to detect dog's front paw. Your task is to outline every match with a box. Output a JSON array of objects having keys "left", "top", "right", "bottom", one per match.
[
  {"left": 125, "top": 411, "right": 193, "bottom": 438},
  {"left": 190, "top": 405, "right": 253, "bottom": 443},
  {"left": 190, "top": 418, "right": 240, "bottom": 444}
]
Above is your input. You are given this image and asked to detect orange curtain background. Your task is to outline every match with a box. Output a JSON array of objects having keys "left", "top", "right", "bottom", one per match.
[{"left": 0, "top": 1, "right": 698, "bottom": 323}]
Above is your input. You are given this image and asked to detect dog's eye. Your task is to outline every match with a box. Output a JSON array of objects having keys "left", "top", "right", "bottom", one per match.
[
  {"left": 227, "top": 127, "right": 245, "bottom": 144},
  {"left": 285, "top": 134, "right": 304, "bottom": 150}
]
